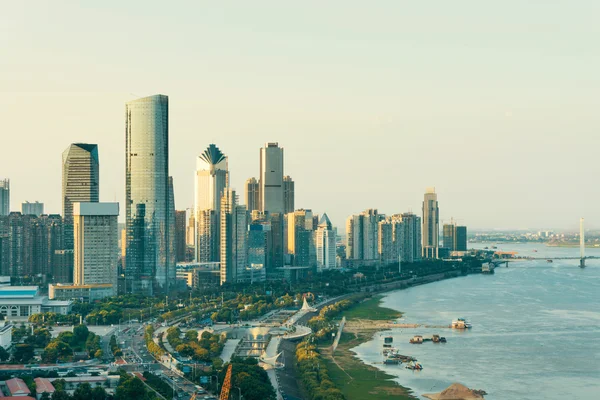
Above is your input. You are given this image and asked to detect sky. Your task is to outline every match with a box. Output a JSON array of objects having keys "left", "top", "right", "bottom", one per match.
[{"left": 1, "top": 1, "right": 599, "bottom": 232}]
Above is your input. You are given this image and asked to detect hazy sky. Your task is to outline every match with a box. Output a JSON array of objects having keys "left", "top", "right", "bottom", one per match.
[{"left": 1, "top": 1, "right": 599, "bottom": 231}]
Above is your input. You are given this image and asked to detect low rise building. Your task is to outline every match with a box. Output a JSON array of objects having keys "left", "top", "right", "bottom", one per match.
[
  {"left": 49, "top": 283, "right": 114, "bottom": 302},
  {"left": 5, "top": 377, "right": 31, "bottom": 397},
  {"left": 34, "top": 378, "right": 55, "bottom": 398},
  {"left": 0, "top": 320, "right": 13, "bottom": 349},
  {"left": 0, "top": 286, "right": 72, "bottom": 320},
  {"left": 47, "top": 376, "right": 120, "bottom": 394}
]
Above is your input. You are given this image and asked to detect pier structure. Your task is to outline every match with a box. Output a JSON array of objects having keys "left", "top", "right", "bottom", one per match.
[{"left": 580, "top": 218, "right": 586, "bottom": 268}]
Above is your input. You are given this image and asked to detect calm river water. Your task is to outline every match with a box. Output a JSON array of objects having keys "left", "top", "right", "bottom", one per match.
[{"left": 352, "top": 243, "right": 600, "bottom": 399}]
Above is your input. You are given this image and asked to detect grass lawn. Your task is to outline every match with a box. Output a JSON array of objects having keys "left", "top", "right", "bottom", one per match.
[
  {"left": 320, "top": 332, "right": 416, "bottom": 400},
  {"left": 342, "top": 295, "right": 402, "bottom": 321}
]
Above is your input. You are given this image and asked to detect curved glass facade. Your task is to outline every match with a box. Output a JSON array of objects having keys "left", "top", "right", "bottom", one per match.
[
  {"left": 62, "top": 144, "right": 99, "bottom": 250},
  {"left": 125, "top": 95, "right": 174, "bottom": 294}
]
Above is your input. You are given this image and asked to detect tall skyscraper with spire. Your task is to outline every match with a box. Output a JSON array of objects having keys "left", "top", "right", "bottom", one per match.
[
  {"left": 194, "top": 144, "right": 228, "bottom": 262},
  {"left": 259, "top": 142, "right": 284, "bottom": 214},
  {"left": 422, "top": 187, "right": 439, "bottom": 259},
  {"left": 62, "top": 144, "right": 99, "bottom": 250},
  {"left": 125, "top": 94, "right": 174, "bottom": 294}
]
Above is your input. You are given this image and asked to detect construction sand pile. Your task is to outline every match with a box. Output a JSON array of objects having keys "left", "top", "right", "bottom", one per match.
[{"left": 423, "top": 383, "right": 486, "bottom": 399}]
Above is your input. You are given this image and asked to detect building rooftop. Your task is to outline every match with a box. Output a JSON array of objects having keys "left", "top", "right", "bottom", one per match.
[
  {"left": 73, "top": 202, "right": 119, "bottom": 216},
  {"left": 6, "top": 378, "right": 31, "bottom": 396},
  {"left": 34, "top": 378, "right": 55, "bottom": 394},
  {"left": 0, "top": 287, "right": 39, "bottom": 299}
]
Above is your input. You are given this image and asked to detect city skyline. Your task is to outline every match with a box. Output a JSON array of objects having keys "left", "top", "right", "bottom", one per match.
[{"left": 2, "top": 2, "right": 599, "bottom": 232}]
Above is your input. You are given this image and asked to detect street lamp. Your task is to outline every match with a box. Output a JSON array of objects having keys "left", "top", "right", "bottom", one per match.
[
  {"left": 234, "top": 386, "right": 242, "bottom": 400},
  {"left": 210, "top": 375, "right": 220, "bottom": 394}
]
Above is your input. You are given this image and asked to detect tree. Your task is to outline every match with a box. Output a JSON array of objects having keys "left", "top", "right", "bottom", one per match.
[
  {"left": 72, "top": 382, "right": 93, "bottom": 400},
  {"left": 0, "top": 346, "right": 10, "bottom": 361},
  {"left": 94, "top": 349, "right": 104, "bottom": 359},
  {"left": 184, "top": 330, "right": 198, "bottom": 342},
  {"left": 41, "top": 392, "right": 51, "bottom": 400},
  {"left": 52, "top": 390, "right": 72, "bottom": 400},
  {"left": 91, "top": 386, "right": 107, "bottom": 400},
  {"left": 73, "top": 325, "right": 90, "bottom": 344},
  {"left": 42, "top": 340, "right": 72, "bottom": 363},
  {"left": 57, "top": 331, "right": 75, "bottom": 346},
  {"left": 53, "top": 379, "right": 67, "bottom": 391},
  {"left": 115, "top": 375, "right": 149, "bottom": 400},
  {"left": 12, "top": 344, "right": 34, "bottom": 363}
]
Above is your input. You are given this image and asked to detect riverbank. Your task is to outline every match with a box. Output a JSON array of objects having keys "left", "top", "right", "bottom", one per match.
[{"left": 319, "top": 296, "right": 417, "bottom": 400}]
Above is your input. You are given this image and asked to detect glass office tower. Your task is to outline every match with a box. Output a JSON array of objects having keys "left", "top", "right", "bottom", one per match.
[
  {"left": 125, "top": 94, "right": 173, "bottom": 294},
  {"left": 62, "top": 144, "right": 100, "bottom": 250}
]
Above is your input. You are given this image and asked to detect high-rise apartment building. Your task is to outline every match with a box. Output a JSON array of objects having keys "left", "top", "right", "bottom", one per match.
[
  {"left": 283, "top": 176, "right": 295, "bottom": 214},
  {"left": 378, "top": 215, "right": 404, "bottom": 266},
  {"left": 0, "top": 213, "right": 64, "bottom": 278},
  {"left": 73, "top": 202, "right": 118, "bottom": 297},
  {"left": 345, "top": 209, "right": 383, "bottom": 260},
  {"left": 125, "top": 94, "right": 174, "bottom": 294},
  {"left": 315, "top": 214, "right": 336, "bottom": 271},
  {"left": 195, "top": 144, "right": 228, "bottom": 262},
  {"left": 219, "top": 190, "right": 247, "bottom": 284},
  {"left": 21, "top": 202, "right": 44, "bottom": 217},
  {"left": 175, "top": 210, "right": 187, "bottom": 262},
  {"left": 259, "top": 143, "right": 284, "bottom": 214},
  {"left": 52, "top": 249, "right": 73, "bottom": 283},
  {"left": 443, "top": 220, "right": 468, "bottom": 252},
  {"left": 245, "top": 177, "right": 259, "bottom": 212},
  {"left": 456, "top": 226, "right": 467, "bottom": 251},
  {"left": 399, "top": 212, "right": 422, "bottom": 263},
  {"left": 62, "top": 144, "right": 99, "bottom": 250},
  {"left": 0, "top": 179, "right": 9, "bottom": 217},
  {"left": 422, "top": 188, "right": 439, "bottom": 259}
]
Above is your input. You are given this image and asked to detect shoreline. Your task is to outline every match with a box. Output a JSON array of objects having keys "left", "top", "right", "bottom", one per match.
[
  {"left": 320, "top": 295, "right": 417, "bottom": 400},
  {"left": 334, "top": 272, "right": 469, "bottom": 400}
]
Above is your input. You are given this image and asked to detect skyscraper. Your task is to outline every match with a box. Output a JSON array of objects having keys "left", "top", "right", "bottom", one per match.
[
  {"left": 247, "top": 217, "right": 270, "bottom": 283},
  {"left": 245, "top": 177, "right": 259, "bottom": 212},
  {"left": 175, "top": 210, "right": 187, "bottom": 262},
  {"left": 443, "top": 219, "right": 468, "bottom": 252},
  {"left": 456, "top": 226, "right": 468, "bottom": 251},
  {"left": 259, "top": 142, "right": 284, "bottom": 214},
  {"left": 400, "top": 212, "right": 422, "bottom": 263},
  {"left": 345, "top": 209, "right": 383, "bottom": 260},
  {"left": 219, "top": 189, "right": 246, "bottom": 284},
  {"left": 0, "top": 179, "right": 9, "bottom": 216},
  {"left": 378, "top": 215, "right": 403, "bottom": 266},
  {"left": 315, "top": 214, "right": 336, "bottom": 271},
  {"left": 283, "top": 175, "right": 295, "bottom": 214},
  {"left": 194, "top": 144, "right": 228, "bottom": 262},
  {"left": 422, "top": 188, "right": 439, "bottom": 259},
  {"left": 73, "top": 202, "right": 118, "bottom": 297},
  {"left": 22, "top": 201, "right": 44, "bottom": 217},
  {"left": 267, "top": 212, "right": 285, "bottom": 274},
  {"left": 125, "top": 94, "right": 173, "bottom": 295},
  {"left": 0, "top": 213, "right": 64, "bottom": 278},
  {"left": 287, "top": 209, "right": 315, "bottom": 267},
  {"left": 62, "top": 144, "right": 99, "bottom": 250}
]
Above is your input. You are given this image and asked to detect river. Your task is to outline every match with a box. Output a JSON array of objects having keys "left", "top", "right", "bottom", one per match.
[{"left": 351, "top": 242, "right": 600, "bottom": 400}]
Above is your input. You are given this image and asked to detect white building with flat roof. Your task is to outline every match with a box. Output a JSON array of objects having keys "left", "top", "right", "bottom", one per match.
[
  {"left": 0, "top": 286, "right": 72, "bottom": 320},
  {"left": 73, "top": 202, "right": 119, "bottom": 298}
]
